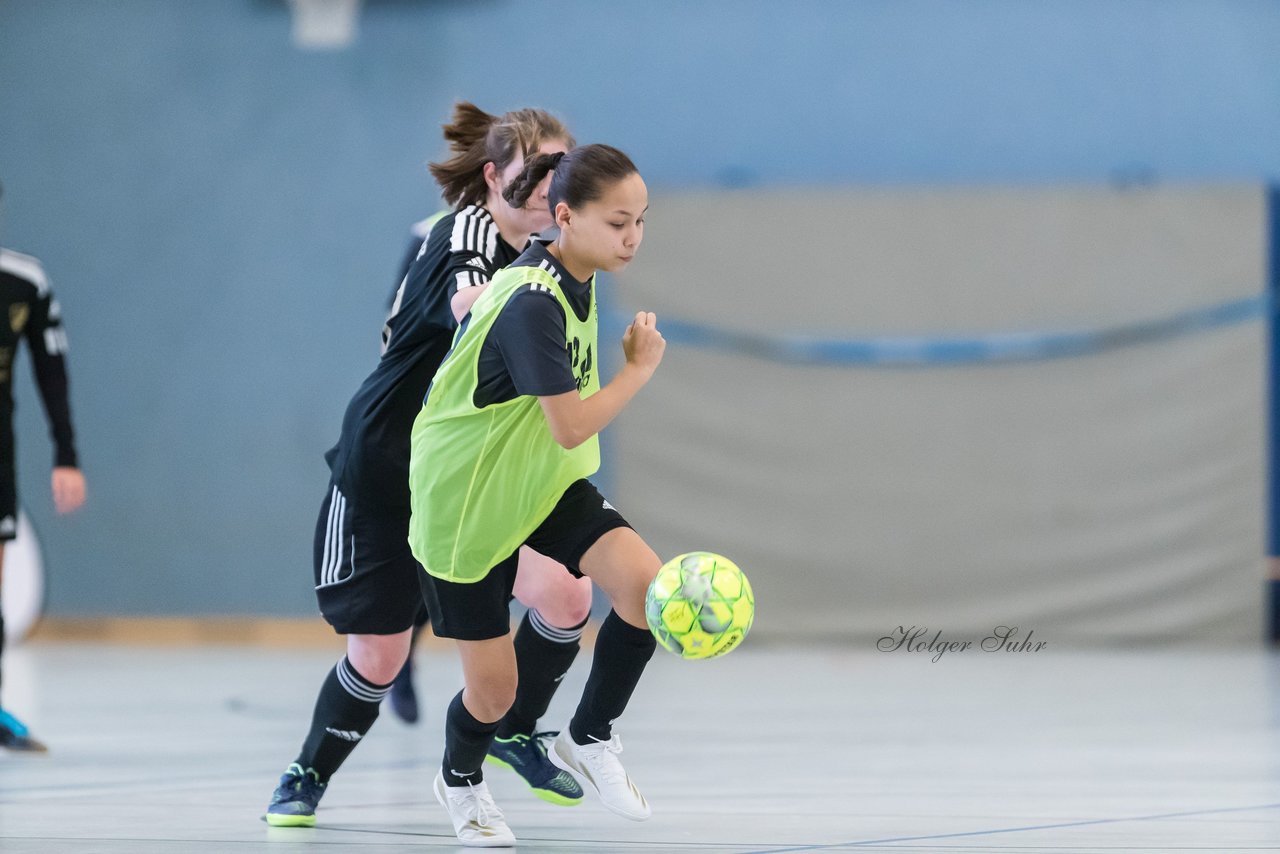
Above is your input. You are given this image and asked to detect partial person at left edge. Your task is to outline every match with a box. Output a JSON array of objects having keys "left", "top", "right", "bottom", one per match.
[{"left": 0, "top": 181, "right": 88, "bottom": 752}]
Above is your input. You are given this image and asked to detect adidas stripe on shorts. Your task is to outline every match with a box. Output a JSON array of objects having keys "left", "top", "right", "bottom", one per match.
[{"left": 312, "top": 480, "right": 425, "bottom": 635}]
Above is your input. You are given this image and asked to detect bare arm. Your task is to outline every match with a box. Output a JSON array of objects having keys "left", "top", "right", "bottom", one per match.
[
  {"left": 450, "top": 283, "right": 490, "bottom": 323},
  {"left": 538, "top": 312, "right": 665, "bottom": 449}
]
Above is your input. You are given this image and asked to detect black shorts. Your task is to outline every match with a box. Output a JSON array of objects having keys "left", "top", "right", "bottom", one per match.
[
  {"left": 313, "top": 481, "right": 425, "bottom": 635},
  {"left": 419, "top": 479, "right": 631, "bottom": 641}
]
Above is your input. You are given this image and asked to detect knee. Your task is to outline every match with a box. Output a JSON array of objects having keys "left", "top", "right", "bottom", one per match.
[
  {"left": 346, "top": 633, "right": 410, "bottom": 685},
  {"left": 529, "top": 575, "right": 594, "bottom": 628},
  {"left": 554, "top": 574, "right": 594, "bottom": 625},
  {"left": 465, "top": 681, "right": 516, "bottom": 723}
]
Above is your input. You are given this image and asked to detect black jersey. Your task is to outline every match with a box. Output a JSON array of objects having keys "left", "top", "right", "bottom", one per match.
[
  {"left": 326, "top": 206, "right": 521, "bottom": 507},
  {"left": 0, "top": 248, "right": 78, "bottom": 467}
]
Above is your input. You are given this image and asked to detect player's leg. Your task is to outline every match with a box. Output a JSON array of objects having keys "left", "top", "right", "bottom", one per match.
[
  {"left": 507, "top": 549, "right": 593, "bottom": 736},
  {"left": 0, "top": 448, "right": 42, "bottom": 754},
  {"left": 548, "top": 526, "right": 658, "bottom": 820},
  {"left": 524, "top": 481, "right": 657, "bottom": 820},
  {"left": 421, "top": 554, "right": 519, "bottom": 845},
  {"left": 265, "top": 484, "right": 419, "bottom": 827},
  {"left": 486, "top": 548, "right": 591, "bottom": 805},
  {"left": 267, "top": 629, "right": 410, "bottom": 827},
  {"left": 386, "top": 604, "right": 430, "bottom": 724}
]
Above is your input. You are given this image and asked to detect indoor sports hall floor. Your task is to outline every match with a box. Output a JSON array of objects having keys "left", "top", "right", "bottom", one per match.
[{"left": 2, "top": 637, "right": 1280, "bottom": 852}]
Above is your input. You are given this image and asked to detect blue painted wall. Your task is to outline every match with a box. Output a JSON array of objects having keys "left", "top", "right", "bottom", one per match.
[{"left": 0, "top": 0, "right": 1278, "bottom": 615}]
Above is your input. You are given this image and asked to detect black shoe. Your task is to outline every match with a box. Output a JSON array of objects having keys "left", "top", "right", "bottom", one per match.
[{"left": 386, "top": 660, "right": 419, "bottom": 724}]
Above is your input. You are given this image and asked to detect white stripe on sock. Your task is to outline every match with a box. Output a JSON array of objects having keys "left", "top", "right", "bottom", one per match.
[
  {"left": 335, "top": 657, "right": 391, "bottom": 703},
  {"left": 528, "top": 609, "right": 586, "bottom": 644}
]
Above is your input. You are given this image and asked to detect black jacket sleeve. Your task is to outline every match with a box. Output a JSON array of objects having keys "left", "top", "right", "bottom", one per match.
[{"left": 24, "top": 288, "right": 77, "bottom": 468}]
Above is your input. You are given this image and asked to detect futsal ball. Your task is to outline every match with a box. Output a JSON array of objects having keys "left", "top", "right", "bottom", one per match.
[{"left": 645, "top": 552, "right": 754, "bottom": 659}]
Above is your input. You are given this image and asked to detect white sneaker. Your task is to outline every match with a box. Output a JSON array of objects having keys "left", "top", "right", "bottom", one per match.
[
  {"left": 433, "top": 770, "right": 516, "bottom": 847},
  {"left": 548, "top": 731, "right": 651, "bottom": 821}
]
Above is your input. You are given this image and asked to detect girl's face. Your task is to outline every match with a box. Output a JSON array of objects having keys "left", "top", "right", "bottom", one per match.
[
  {"left": 490, "top": 138, "right": 570, "bottom": 234},
  {"left": 557, "top": 172, "right": 648, "bottom": 274}
]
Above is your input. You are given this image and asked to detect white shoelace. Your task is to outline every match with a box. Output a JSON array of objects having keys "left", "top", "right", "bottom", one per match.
[
  {"left": 584, "top": 734, "right": 627, "bottom": 785},
  {"left": 460, "top": 781, "right": 504, "bottom": 829}
]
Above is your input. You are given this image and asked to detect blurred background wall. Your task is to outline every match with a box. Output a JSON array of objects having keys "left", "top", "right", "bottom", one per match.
[
  {"left": 1, "top": 1, "right": 1278, "bottom": 639},
  {"left": 618, "top": 186, "right": 1265, "bottom": 643}
]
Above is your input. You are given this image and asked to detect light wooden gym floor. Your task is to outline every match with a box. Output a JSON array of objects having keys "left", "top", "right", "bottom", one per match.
[{"left": 2, "top": 633, "right": 1279, "bottom": 852}]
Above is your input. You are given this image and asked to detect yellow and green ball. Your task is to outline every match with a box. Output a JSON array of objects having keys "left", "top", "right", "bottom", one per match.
[{"left": 645, "top": 552, "right": 754, "bottom": 659}]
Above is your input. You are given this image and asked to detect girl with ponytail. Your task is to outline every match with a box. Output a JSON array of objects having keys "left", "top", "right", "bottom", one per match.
[{"left": 409, "top": 144, "right": 666, "bottom": 845}]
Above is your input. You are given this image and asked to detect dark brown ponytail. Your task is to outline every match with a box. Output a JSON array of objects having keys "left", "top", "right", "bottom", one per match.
[
  {"left": 501, "top": 151, "right": 566, "bottom": 209},
  {"left": 502, "top": 144, "right": 638, "bottom": 214}
]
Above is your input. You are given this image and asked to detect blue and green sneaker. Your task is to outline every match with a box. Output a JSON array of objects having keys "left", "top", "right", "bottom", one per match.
[
  {"left": 265, "top": 763, "right": 326, "bottom": 827},
  {"left": 486, "top": 731, "right": 583, "bottom": 806}
]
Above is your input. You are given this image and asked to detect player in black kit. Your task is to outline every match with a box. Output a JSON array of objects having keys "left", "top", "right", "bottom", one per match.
[
  {"left": 0, "top": 184, "right": 88, "bottom": 751},
  {"left": 265, "top": 104, "right": 595, "bottom": 827}
]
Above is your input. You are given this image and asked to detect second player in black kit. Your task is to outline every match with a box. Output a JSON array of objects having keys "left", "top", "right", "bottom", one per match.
[
  {"left": 318, "top": 203, "right": 523, "bottom": 629},
  {"left": 266, "top": 103, "right": 593, "bottom": 827}
]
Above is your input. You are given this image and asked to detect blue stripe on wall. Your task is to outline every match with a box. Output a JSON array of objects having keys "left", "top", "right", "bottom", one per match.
[{"left": 608, "top": 294, "right": 1269, "bottom": 368}]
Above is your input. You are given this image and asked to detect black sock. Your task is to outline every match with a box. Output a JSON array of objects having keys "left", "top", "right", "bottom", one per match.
[
  {"left": 569, "top": 610, "right": 655, "bottom": 745},
  {"left": 442, "top": 690, "right": 500, "bottom": 787},
  {"left": 295, "top": 656, "right": 391, "bottom": 782},
  {"left": 497, "top": 609, "right": 585, "bottom": 739}
]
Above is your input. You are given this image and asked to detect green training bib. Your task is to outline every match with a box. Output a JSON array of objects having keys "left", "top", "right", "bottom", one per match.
[{"left": 408, "top": 264, "right": 600, "bottom": 582}]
